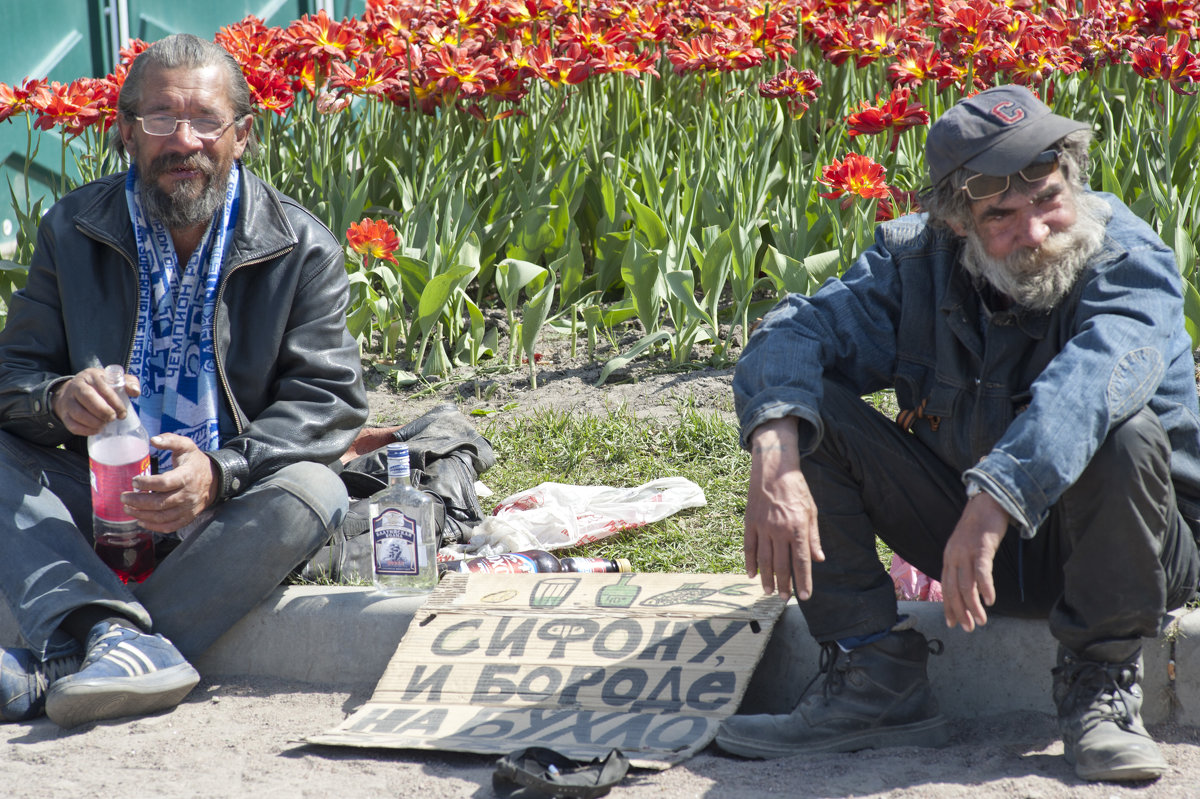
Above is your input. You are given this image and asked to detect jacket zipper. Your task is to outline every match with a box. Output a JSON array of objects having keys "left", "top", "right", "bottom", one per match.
[
  {"left": 211, "top": 247, "right": 294, "bottom": 437},
  {"left": 83, "top": 217, "right": 295, "bottom": 440}
]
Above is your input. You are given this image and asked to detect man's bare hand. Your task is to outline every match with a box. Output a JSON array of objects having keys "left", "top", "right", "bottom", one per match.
[
  {"left": 123, "top": 434, "right": 218, "bottom": 533},
  {"left": 941, "top": 490, "right": 1009, "bottom": 632},
  {"left": 51, "top": 368, "right": 141, "bottom": 437},
  {"left": 744, "top": 417, "right": 824, "bottom": 602}
]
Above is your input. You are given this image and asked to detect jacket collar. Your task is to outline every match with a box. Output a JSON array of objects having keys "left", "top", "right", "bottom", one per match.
[{"left": 73, "top": 164, "right": 297, "bottom": 269}]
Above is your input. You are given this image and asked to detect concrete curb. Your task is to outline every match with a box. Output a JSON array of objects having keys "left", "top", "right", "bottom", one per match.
[
  {"left": 3, "top": 587, "right": 1197, "bottom": 725},
  {"left": 739, "top": 601, "right": 1199, "bottom": 726}
]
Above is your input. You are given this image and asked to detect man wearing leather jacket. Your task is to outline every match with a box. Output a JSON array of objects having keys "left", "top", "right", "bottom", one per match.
[{"left": 0, "top": 33, "right": 367, "bottom": 728}]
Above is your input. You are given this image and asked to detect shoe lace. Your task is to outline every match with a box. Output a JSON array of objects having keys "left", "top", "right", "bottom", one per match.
[
  {"left": 1056, "top": 657, "right": 1138, "bottom": 732},
  {"left": 79, "top": 625, "right": 137, "bottom": 668},
  {"left": 34, "top": 653, "right": 81, "bottom": 693},
  {"left": 797, "top": 642, "right": 849, "bottom": 700},
  {"left": 805, "top": 634, "right": 943, "bottom": 700}
]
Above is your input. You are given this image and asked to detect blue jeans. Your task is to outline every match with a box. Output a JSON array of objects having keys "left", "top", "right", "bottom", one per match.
[
  {"left": 800, "top": 381, "right": 1200, "bottom": 657},
  {"left": 0, "top": 430, "right": 346, "bottom": 661}
]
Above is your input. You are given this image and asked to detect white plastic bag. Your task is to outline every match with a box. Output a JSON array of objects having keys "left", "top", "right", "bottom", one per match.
[{"left": 459, "top": 477, "right": 707, "bottom": 557}]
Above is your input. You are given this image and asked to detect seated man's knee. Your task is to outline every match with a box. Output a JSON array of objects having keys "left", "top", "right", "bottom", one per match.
[
  {"left": 254, "top": 461, "right": 349, "bottom": 533},
  {"left": 1096, "top": 408, "right": 1170, "bottom": 475}
]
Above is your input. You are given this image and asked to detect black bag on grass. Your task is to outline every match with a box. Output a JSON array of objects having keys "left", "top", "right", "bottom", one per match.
[{"left": 299, "top": 402, "right": 495, "bottom": 583}]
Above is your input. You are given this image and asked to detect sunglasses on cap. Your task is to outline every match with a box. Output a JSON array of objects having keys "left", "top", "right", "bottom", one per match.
[{"left": 960, "top": 150, "right": 1061, "bottom": 201}]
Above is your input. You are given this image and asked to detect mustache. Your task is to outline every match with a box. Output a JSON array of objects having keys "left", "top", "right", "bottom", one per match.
[{"left": 146, "top": 152, "right": 216, "bottom": 178}]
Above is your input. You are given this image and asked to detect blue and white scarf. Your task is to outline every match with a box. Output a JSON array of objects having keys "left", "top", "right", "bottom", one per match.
[{"left": 125, "top": 162, "right": 240, "bottom": 470}]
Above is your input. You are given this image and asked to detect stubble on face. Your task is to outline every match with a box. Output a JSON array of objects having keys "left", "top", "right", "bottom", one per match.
[{"left": 961, "top": 191, "right": 1110, "bottom": 311}]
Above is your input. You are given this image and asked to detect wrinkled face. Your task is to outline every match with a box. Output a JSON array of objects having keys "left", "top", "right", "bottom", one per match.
[
  {"left": 956, "top": 169, "right": 1077, "bottom": 261},
  {"left": 117, "top": 65, "right": 250, "bottom": 231},
  {"left": 954, "top": 170, "right": 1108, "bottom": 311}
]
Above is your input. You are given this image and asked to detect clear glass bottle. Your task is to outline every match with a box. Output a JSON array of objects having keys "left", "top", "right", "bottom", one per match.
[
  {"left": 370, "top": 442, "right": 437, "bottom": 595},
  {"left": 87, "top": 364, "right": 156, "bottom": 583}
]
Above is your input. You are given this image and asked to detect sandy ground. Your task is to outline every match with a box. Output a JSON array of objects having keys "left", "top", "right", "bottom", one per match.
[
  {"left": 4, "top": 676, "right": 1200, "bottom": 799},
  {"left": 5, "top": 337, "right": 1200, "bottom": 798}
]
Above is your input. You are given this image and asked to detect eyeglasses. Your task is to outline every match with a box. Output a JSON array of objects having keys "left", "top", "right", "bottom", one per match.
[
  {"left": 960, "top": 150, "right": 1061, "bottom": 201},
  {"left": 134, "top": 114, "right": 237, "bottom": 140}
]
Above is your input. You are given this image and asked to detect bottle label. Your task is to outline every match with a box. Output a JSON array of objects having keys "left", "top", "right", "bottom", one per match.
[
  {"left": 466, "top": 553, "right": 538, "bottom": 574},
  {"left": 372, "top": 509, "right": 420, "bottom": 576},
  {"left": 561, "top": 557, "right": 610, "bottom": 573},
  {"left": 89, "top": 454, "right": 151, "bottom": 522}
]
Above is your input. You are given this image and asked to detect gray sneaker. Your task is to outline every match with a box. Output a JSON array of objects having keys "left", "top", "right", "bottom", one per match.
[
  {"left": 715, "top": 627, "right": 949, "bottom": 758},
  {"left": 1052, "top": 644, "right": 1166, "bottom": 782},
  {"left": 44, "top": 622, "right": 199, "bottom": 729},
  {"left": 0, "top": 647, "right": 82, "bottom": 722}
]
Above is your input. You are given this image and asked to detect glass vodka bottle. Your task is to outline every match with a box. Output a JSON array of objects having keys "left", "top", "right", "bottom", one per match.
[{"left": 370, "top": 442, "right": 437, "bottom": 595}]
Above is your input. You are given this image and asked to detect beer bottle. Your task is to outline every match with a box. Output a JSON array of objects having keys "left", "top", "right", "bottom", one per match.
[{"left": 560, "top": 557, "right": 632, "bottom": 573}]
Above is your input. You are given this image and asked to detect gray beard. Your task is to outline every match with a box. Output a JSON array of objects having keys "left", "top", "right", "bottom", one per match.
[
  {"left": 961, "top": 192, "right": 1110, "bottom": 311},
  {"left": 138, "top": 153, "right": 228, "bottom": 231}
]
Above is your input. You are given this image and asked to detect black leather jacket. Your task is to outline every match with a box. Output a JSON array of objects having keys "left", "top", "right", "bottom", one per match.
[{"left": 0, "top": 167, "right": 368, "bottom": 501}]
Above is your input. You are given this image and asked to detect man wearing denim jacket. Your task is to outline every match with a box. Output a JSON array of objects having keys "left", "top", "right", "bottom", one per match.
[{"left": 715, "top": 86, "right": 1200, "bottom": 783}]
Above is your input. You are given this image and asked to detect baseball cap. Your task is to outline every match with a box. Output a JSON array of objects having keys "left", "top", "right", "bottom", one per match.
[{"left": 925, "top": 85, "right": 1089, "bottom": 186}]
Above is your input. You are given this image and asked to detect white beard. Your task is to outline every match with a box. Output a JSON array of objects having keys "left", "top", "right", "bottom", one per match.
[{"left": 961, "top": 192, "right": 1110, "bottom": 311}]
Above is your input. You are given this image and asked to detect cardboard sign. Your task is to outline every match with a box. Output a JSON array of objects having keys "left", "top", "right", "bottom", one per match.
[{"left": 308, "top": 572, "right": 786, "bottom": 768}]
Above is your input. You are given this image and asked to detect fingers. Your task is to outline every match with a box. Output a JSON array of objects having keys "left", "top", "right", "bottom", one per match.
[
  {"left": 745, "top": 524, "right": 821, "bottom": 603},
  {"left": 121, "top": 476, "right": 196, "bottom": 533},
  {"left": 745, "top": 524, "right": 799, "bottom": 602},
  {"left": 743, "top": 521, "right": 758, "bottom": 580},
  {"left": 120, "top": 479, "right": 173, "bottom": 529},
  {"left": 942, "top": 494, "right": 1008, "bottom": 632},
  {"left": 124, "top": 435, "right": 213, "bottom": 532},
  {"left": 794, "top": 526, "right": 824, "bottom": 601},
  {"left": 52, "top": 367, "right": 137, "bottom": 436},
  {"left": 941, "top": 560, "right": 992, "bottom": 632}
]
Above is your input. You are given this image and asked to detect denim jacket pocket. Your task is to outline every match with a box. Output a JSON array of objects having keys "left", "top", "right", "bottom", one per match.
[{"left": 894, "top": 380, "right": 956, "bottom": 434}]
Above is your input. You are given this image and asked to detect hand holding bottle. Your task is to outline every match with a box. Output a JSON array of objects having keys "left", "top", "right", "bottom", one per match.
[
  {"left": 87, "top": 365, "right": 155, "bottom": 583},
  {"left": 52, "top": 366, "right": 141, "bottom": 436},
  {"left": 123, "top": 433, "right": 219, "bottom": 533}
]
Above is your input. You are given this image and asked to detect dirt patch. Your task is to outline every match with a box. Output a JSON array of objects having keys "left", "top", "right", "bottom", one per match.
[
  {"left": 4, "top": 677, "right": 1199, "bottom": 799},
  {"left": 361, "top": 327, "right": 739, "bottom": 429}
]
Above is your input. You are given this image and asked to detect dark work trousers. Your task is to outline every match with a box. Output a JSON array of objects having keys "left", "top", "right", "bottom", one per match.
[{"left": 799, "top": 380, "right": 1200, "bottom": 658}]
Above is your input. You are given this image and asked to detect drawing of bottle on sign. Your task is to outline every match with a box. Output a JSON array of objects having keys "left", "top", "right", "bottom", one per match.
[
  {"left": 639, "top": 581, "right": 751, "bottom": 610},
  {"left": 595, "top": 574, "right": 640, "bottom": 608}
]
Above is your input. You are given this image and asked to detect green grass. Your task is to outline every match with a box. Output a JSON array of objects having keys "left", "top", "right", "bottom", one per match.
[
  {"left": 478, "top": 404, "right": 749, "bottom": 574},
  {"left": 479, "top": 402, "right": 896, "bottom": 573},
  {"left": 295, "top": 398, "right": 899, "bottom": 586}
]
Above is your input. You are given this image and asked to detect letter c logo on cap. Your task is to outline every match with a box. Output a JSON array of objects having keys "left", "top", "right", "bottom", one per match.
[{"left": 991, "top": 101, "right": 1025, "bottom": 124}]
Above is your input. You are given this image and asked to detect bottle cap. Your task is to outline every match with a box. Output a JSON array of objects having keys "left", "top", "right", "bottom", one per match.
[
  {"left": 103, "top": 364, "right": 126, "bottom": 388},
  {"left": 615, "top": 558, "right": 632, "bottom": 573},
  {"left": 386, "top": 442, "right": 410, "bottom": 479}
]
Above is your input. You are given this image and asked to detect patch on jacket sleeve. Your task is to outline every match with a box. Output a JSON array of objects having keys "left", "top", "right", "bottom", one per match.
[{"left": 1107, "top": 347, "right": 1163, "bottom": 421}]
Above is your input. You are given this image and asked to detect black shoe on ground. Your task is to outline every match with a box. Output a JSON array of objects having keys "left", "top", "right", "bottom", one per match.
[
  {"left": 1053, "top": 643, "right": 1166, "bottom": 782},
  {"left": 714, "top": 626, "right": 949, "bottom": 758}
]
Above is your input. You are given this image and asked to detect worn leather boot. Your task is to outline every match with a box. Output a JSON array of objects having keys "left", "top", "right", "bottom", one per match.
[
  {"left": 714, "top": 626, "right": 949, "bottom": 758},
  {"left": 1052, "top": 642, "right": 1166, "bottom": 782}
]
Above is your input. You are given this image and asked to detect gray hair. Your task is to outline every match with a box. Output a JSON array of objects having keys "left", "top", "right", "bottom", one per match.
[
  {"left": 920, "top": 129, "right": 1093, "bottom": 232},
  {"left": 110, "top": 33, "right": 257, "bottom": 160}
]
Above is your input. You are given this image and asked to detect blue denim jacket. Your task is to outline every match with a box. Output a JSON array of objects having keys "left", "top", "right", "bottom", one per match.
[{"left": 734, "top": 193, "right": 1200, "bottom": 537}]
